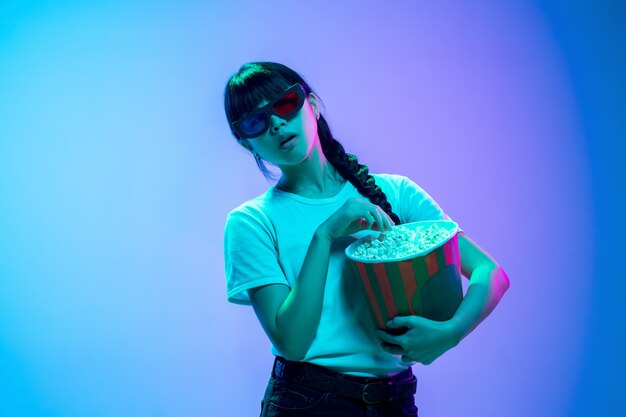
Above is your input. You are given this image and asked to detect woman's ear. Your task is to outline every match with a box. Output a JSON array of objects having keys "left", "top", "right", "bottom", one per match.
[{"left": 309, "top": 93, "right": 320, "bottom": 120}]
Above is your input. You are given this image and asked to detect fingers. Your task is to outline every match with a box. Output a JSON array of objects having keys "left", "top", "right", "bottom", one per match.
[
  {"left": 414, "top": 355, "right": 435, "bottom": 365},
  {"left": 370, "top": 209, "right": 385, "bottom": 232},
  {"left": 376, "top": 329, "right": 406, "bottom": 346},
  {"left": 370, "top": 206, "right": 393, "bottom": 232},
  {"left": 352, "top": 201, "right": 395, "bottom": 232},
  {"left": 359, "top": 212, "right": 376, "bottom": 230},
  {"left": 387, "top": 316, "right": 411, "bottom": 328},
  {"left": 376, "top": 206, "right": 395, "bottom": 231},
  {"left": 381, "top": 342, "right": 404, "bottom": 355},
  {"left": 387, "top": 315, "right": 423, "bottom": 328}
]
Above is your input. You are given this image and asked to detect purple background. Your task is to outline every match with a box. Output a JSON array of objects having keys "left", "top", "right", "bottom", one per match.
[{"left": 1, "top": 1, "right": 623, "bottom": 416}]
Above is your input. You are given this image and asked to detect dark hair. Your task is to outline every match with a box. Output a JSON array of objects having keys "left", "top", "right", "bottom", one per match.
[{"left": 224, "top": 62, "right": 402, "bottom": 225}]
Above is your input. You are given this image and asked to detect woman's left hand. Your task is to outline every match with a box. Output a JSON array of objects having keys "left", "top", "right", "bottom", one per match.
[{"left": 376, "top": 316, "right": 462, "bottom": 365}]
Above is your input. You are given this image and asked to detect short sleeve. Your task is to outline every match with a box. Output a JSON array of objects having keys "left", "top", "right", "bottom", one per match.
[
  {"left": 223, "top": 208, "right": 289, "bottom": 305},
  {"left": 396, "top": 175, "right": 464, "bottom": 233}
]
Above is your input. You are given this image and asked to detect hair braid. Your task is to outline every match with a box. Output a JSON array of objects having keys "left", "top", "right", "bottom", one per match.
[{"left": 318, "top": 116, "right": 403, "bottom": 225}]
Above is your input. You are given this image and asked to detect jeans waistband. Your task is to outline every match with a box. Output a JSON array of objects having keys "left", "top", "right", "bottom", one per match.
[{"left": 272, "top": 356, "right": 417, "bottom": 404}]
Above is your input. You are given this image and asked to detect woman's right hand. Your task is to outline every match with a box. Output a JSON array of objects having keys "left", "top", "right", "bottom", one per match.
[{"left": 317, "top": 198, "right": 396, "bottom": 242}]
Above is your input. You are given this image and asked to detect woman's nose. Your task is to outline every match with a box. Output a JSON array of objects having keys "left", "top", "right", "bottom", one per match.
[{"left": 269, "top": 114, "right": 286, "bottom": 132}]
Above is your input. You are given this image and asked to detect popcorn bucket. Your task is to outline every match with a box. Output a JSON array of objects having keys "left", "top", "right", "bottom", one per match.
[{"left": 345, "top": 220, "right": 463, "bottom": 330}]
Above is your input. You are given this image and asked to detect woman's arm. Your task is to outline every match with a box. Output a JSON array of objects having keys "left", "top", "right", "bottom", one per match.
[
  {"left": 249, "top": 198, "right": 394, "bottom": 361},
  {"left": 249, "top": 228, "right": 332, "bottom": 361},
  {"left": 451, "top": 231, "right": 511, "bottom": 341},
  {"left": 378, "top": 231, "right": 510, "bottom": 364}
]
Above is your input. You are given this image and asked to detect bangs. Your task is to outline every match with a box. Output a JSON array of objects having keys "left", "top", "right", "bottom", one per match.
[{"left": 226, "top": 73, "right": 292, "bottom": 125}]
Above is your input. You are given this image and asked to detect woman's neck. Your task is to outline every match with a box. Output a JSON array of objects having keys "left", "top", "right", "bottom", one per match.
[{"left": 276, "top": 156, "right": 345, "bottom": 198}]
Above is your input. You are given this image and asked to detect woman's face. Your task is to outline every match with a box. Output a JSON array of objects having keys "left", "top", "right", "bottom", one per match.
[{"left": 241, "top": 90, "right": 321, "bottom": 168}]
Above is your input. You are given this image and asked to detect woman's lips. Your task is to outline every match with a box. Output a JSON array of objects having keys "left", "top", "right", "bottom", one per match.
[{"left": 280, "top": 135, "right": 297, "bottom": 148}]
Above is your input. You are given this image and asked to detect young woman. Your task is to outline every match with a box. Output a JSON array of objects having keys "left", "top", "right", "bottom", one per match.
[{"left": 223, "top": 62, "right": 510, "bottom": 417}]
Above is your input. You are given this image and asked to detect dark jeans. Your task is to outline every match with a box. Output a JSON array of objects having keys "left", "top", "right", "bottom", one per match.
[{"left": 259, "top": 357, "right": 418, "bottom": 417}]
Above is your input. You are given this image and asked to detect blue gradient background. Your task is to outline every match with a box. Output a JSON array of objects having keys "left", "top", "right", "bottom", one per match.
[{"left": 1, "top": 1, "right": 623, "bottom": 416}]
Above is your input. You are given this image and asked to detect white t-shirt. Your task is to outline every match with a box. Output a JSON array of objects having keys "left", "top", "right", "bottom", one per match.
[{"left": 223, "top": 173, "right": 462, "bottom": 377}]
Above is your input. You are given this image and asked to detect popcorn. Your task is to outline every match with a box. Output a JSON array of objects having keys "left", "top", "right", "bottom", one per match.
[
  {"left": 351, "top": 223, "right": 453, "bottom": 261},
  {"left": 345, "top": 220, "right": 462, "bottom": 328}
]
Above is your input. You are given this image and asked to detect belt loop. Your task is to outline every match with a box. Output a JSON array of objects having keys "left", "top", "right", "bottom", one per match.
[
  {"left": 274, "top": 356, "right": 285, "bottom": 379},
  {"left": 332, "top": 371, "right": 344, "bottom": 394}
]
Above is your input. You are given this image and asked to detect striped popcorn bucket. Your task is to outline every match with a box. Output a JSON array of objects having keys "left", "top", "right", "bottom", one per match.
[{"left": 345, "top": 220, "right": 463, "bottom": 330}]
